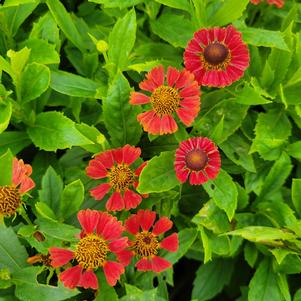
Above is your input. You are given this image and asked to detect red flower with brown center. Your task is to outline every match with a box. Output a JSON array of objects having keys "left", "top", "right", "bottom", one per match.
[
  {"left": 49, "top": 209, "right": 128, "bottom": 290},
  {"left": 0, "top": 158, "right": 35, "bottom": 217},
  {"left": 121, "top": 210, "right": 178, "bottom": 273},
  {"left": 129, "top": 65, "right": 201, "bottom": 135},
  {"left": 250, "top": 0, "right": 284, "bottom": 7},
  {"left": 174, "top": 137, "right": 221, "bottom": 185},
  {"left": 86, "top": 145, "right": 147, "bottom": 211},
  {"left": 184, "top": 25, "right": 250, "bottom": 87}
]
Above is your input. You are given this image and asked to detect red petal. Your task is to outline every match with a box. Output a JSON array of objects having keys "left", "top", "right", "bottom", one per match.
[
  {"left": 125, "top": 214, "right": 140, "bottom": 235},
  {"left": 175, "top": 69, "right": 194, "bottom": 89},
  {"left": 18, "top": 177, "right": 35, "bottom": 194},
  {"left": 77, "top": 209, "right": 99, "bottom": 234},
  {"left": 160, "top": 233, "right": 179, "bottom": 252},
  {"left": 94, "top": 150, "right": 115, "bottom": 169},
  {"left": 137, "top": 110, "right": 157, "bottom": 133},
  {"left": 136, "top": 258, "right": 152, "bottom": 271},
  {"left": 60, "top": 265, "right": 82, "bottom": 289},
  {"left": 122, "top": 144, "right": 141, "bottom": 165},
  {"left": 189, "top": 171, "right": 208, "bottom": 185},
  {"left": 137, "top": 210, "right": 156, "bottom": 231},
  {"left": 134, "top": 161, "right": 147, "bottom": 176},
  {"left": 147, "top": 65, "right": 164, "bottom": 87},
  {"left": 101, "top": 215, "right": 124, "bottom": 241},
  {"left": 139, "top": 79, "right": 158, "bottom": 92},
  {"left": 103, "top": 261, "right": 125, "bottom": 286},
  {"left": 116, "top": 250, "right": 133, "bottom": 266},
  {"left": 167, "top": 66, "right": 180, "bottom": 87},
  {"left": 96, "top": 211, "right": 113, "bottom": 236},
  {"left": 124, "top": 190, "right": 142, "bottom": 210},
  {"left": 49, "top": 248, "right": 74, "bottom": 267},
  {"left": 147, "top": 114, "right": 162, "bottom": 135},
  {"left": 175, "top": 168, "right": 190, "bottom": 183},
  {"left": 160, "top": 115, "right": 178, "bottom": 134},
  {"left": 90, "top": 183, "right": 111, "bottom": 201},
  {"left": 176, "top": 108, "right": 196, "bottom": 126},
  {"left": 86, "top": 159, "right": 108, "bottom": 179},
  {"left": 78, "top": 270, "right": 98, "bottom": 289},
  {"left": 106, "top": 191, "right": 125, "bottom": 211},
  {"left": 151, "top": 256, "right": 171, "bottom": 273},
  {"left": 152, "top": 217, "right": 173, "bottom": 235},
  {"left": 112, "top": 148, "right": 123, "bottom": 164},
  {"left": 109, "top": 237, "right": 128, "bottom": 253},
  {"left": 129, "top": 92, "right": 150, "bottom": 105}
]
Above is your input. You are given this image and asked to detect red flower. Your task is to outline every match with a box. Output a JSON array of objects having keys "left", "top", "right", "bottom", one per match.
[
  {"left": 130, "top": 65, "right": 200, "bottom": 135},
  {"left": 86, "top": 145, "right": 147, "bottom": 211},
  {"left": 123, "top": 210, "right": 178, "bottom": 273},
  {"left": 0, "top": 158, "right": 35, "bottom": 217},
  {"left": 49, "top": 209, "right": 128, "bottom": 290},
  {"left": 250, "top": 0, "right": 284, "bottom": 7},
  {"left": 184, "top": 25, "right": 250, "bottom": 87},
  {"left": 174, "top": 137, "right": 221, "bottom": 185}
]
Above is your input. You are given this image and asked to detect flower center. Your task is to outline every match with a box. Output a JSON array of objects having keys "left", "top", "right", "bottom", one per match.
[
  {"left": 133, "top": 232, "right": 159, "bottom": 258},
  {"left": 109, "top": 164, "right": 135, "bottom": 192},
  {"left": 150, "top": 86, "right": 180, "bottom": 117},
  {"left": 202, "top": 42, "right": 231, "bottom": 70},
  {"left": 0, "top": 186, "right": 21, "bottom": 216},
  {"left": 185, "top": 149, "right": 208, "bottom": 171},
  {"left": 74, "top": 234, "right": 109, "bottom": 270}
]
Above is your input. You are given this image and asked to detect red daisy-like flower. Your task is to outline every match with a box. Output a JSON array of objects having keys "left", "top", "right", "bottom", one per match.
[
  {"left": 250, "top": 0, "right": 284, "bottom": 8},
  {"left": 121, "top": 209, "right": 179, "bottom": 273},
  {"left": 0, "top": 158, "right": 35, "bottom": 217},
  {"left": 184, "top": 25, "right": 250, "bottom": 87},
  {"left": 174, "top": 137, "right": 221, "bottom": 185},
  {"left": 130, "top": 65, "right": 200, "bottom": 135},
  {"left": 86, "top": 144, "right": 147, "bottom": 211},
  {"left": 49, "top": 209, "right": 128, "bottom": 290}
]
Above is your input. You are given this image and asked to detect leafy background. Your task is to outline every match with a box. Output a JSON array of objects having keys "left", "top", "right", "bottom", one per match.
[{"left": 0, "top": 0, "right": 301, "bottom": 300}]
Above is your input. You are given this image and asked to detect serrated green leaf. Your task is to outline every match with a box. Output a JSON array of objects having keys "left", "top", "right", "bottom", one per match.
[
  {"left": 103, "top": 72, "right": 141, "bottom": 147},
  {"left": 0, "top": 149, "right": 13, "bottom": 186},
  {"left": 154, "top": 0, "right": 190, "bottom": 11},
  {"left": 0, "top": 102, "right": 12, "bottom": 134},
  {"left": 286, "top": 142, "right": 301, "bottom": 160},
  {"left": 27, "top": 111, "right": 93, "bottom": 151},
  {"left": 88, "top": 0, "right": 143, "bottom": 8},
  {"left": 235, "top": 83, "right": 272, "bottom": 105},
  {"left": 137, "top": 151, "right": 179, "bottom": 194}
]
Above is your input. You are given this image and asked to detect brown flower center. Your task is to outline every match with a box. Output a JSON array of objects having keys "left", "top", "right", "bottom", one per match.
[
  {"left": 75, "top": 234, "right": 109, "bottom": 269},
  {"left": 133, "top": 232, "right": 159, "bottom": 258},
  {"left": 185, "top": 149, "right": 208, "bottom": 171},
  {"left": 108, "top": 164, "right": 135, "bottom": 192},
  {"left": 150, "top": 86, "right": 180, "bottom": 117},
  {"left": 202, "top": 42, "right": 231, "bottom": 70},
  {"left": 0, "top": 186, "right": 21, "bottom": 216}
]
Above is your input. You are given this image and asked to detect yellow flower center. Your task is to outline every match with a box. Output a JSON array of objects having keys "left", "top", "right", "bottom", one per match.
[
  {"left": 133, "top": 232, "right": 160, "bottom": 258},
  {"left": 74, "top": 234, "right": 109, "bottom": 269},
  {"left": 0, "top": 186, "right": 21, "bottom": 216},
  {"left": 150, "top": 86, "right": 180, "bottom": 117},
  {"left": 202, "top": 42, "right": 231, "bottom": 70},
  {"left": 185, "top": 149, "right": 208, "bottom": 171},
  {"left": 108, "top": 164, "right": 135, "bottom": 192}
]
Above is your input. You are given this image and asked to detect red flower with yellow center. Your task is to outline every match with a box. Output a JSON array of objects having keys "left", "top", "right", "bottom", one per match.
[
  {"left": 129, "top": 65, "right": 200, "bottom": 135},
  {"left": 0, "top": 158, "right": 35, "bottom": 217},
  {"left": 49, "top": 209, "right": 128, "bottom": 290},
  {"left": 86, "top": 145, "right": 147, "bottom": 211},
  {"left": 174, "top": 137, "right": 221, "bottom": 185},
  {"left": 184, "top": 25, "right": 250, "bottom": 87},
  {"left": 250, "top": 0, "right": 284, "bottom": 7},
  {"left": 121, "top": 210, "right": 178, "bottom": 273}
]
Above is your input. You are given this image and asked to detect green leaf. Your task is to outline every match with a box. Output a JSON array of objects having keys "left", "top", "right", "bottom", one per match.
[
  {"left": 7, "top": 47, "right": 31, "bottom": 80},
  {"left": 192, "top": 259, "right": 234, "bottom": 301},
  {"left": 259, "top": 152, "right": 292, "bottom": 199},
  {"left": 13, "top": 267, "right": 79, "bottom": 301},
  {"left": 35, "top": 202, "right": 57, "bottom": 221},
  {"left": 286, "top": 142, "right": 301, "bottom": 160},
  {"left": 0, "top": 149, "right": 13, "bottom": 186},
  {"left": 38, "top": 166, "right": 63, "bottom": 216},
  {"left": 88, "top": 0, "right": 143, "bottom": 9},
  {"left": 292, "top": 179, "right": 301, "bottom": 217},
  {"left": 294, "top": 289, "right": 301, "bottom": 301},
  {"left": 20, "top": 38, "right": 60, "bottom": 65},
  {"left": 20, "top": 63, "right": 50, "bottom": 103},
  {"left": 108, "top": 9, "right": 136, "bottom": 73},
  {"left": 193, "top": 98, "right": 249, "bottom": 144},
  {"left": 50, "top": 70, "right": 104, "bottom": 98},
  {"left": 207, "top": 0, "right": 249, "bottom": 26},
  {"left": 150, "top": 13, "right": 194, "bottom": 48},
  {"left": 239, "top": 27, "right": 289, "bottom": 51},
  {"left": 0, "top": 131, "right": 31, "bottom": 156},
  {"left": 120, "top": 285, "right": 162, "bottom": 301},
  {"left": 27, "top": 111, "right": 92, "bottom": 151},
  {"left": 165, "top": 228, "right": 197, "bottom": 264},
  {"left": 0, "top": 102, "right": 12, "bottom": 134},
  {"left": 250, "top": 110, "right": 291, "bottom": 160},
  {"left": 60, "top": 180, "right": 84, "bottom": 220},
  {"left": 244, "top": 242, "right": 258, "bottom": 268},
  {"left": 203, "top": 169, "right": 238, "bottom": 221},
  {"left": 248, "top": 259, "right": 283, "bottom": 301},
  {"left": 0, "top": 225, "right": 28, "bottom": 273},
  {"left": 94, "top": 272, "right": 118, "bottom": 301},
  {"left": 46, "top": 0, "right": 85, "bottom": 52},
  {"left": 235, "top": 83, "right": 272, "bottom": 105},
  {"left": 154, "top": 0, "right": 190, "bottom": 11},
  {"left": 103, "top": 72, "right": 141, "bottom": 147},
  {"left": 137, "top": 151, "right": 179, "bottom": 194}
]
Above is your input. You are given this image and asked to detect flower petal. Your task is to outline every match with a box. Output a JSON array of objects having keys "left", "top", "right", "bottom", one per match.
[
  {"left": 129, "top": 92, "right": 150, "bottom": 105},
  {"left": 78, "top": 270, "right": 98, "bottom": 289},
  {"left": 86, "top": 159, "right": 108, "bottom": 179},
  {"left": 124, "top": 190, "right": 142, "bottom": 210},
  {"left": 160, "top": 115, "right": 178, "bottom": 135},
  {"left": 167, "top": 66, "right": 180, "bottom": 87},
  {"left": 134, "top": 161, "right": 148, "bottom": 176},
  {"left": 103, "top": 261, "right": 125, "bottom": 286},
  {"left": 106, "top": 191, "right": 125, "bottom": 211},
  {"left": 94, "top": 150, "right": 115, "bottom": 169},
  {"left": 160, "top": 233, "right": 179, "bottom": 252},
  {"left": 137, "top": 210, "right": 156, "bottom": 232},
  {"left": 18, "top": 177, "right": 35, "bottom": 194},
  {"left": 101, "top": 215, "right": 124, "bottom": 241},
  {"left": 90, "top": 183, "right": 111, "bottom": 201},
  {"left": 151, "top": 256, "right": 171, "bottom": 273},
  {"left": 152, "top": 217, "right": 173, "bottom": 235},
  {"left": 122, "top": 144, "right": 141, "bottom": 165},
  {"left": 116, "top": 250, "right": 133, "bottom": 266},
  {"left": 60, "top": 265, "right": 82, "bottom": 289},
  {"left": 136, "top": 258, "right": 152, "bottom": 271},
  {"left": 125, "top": 214, "right": 140, "bottom": 235},
  {"left": 49, "top": 248, "right": 74, "bottom": 268},
  {"left": 77, "top": 209, "right": 99, "bottom": 234},
  {"left": 109, "top": 237, "right": 128, "bottom": 253}
]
